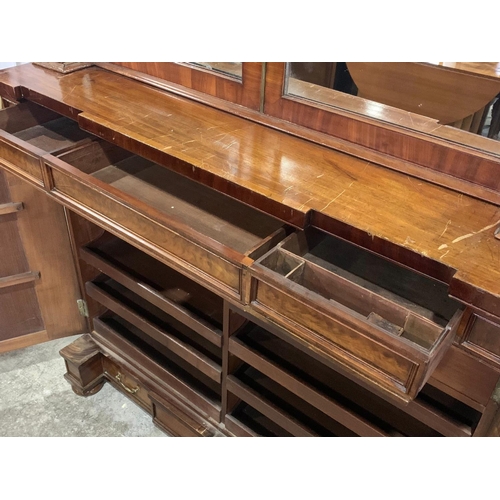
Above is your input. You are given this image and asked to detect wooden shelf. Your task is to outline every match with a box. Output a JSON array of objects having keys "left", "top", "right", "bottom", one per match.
[
  {"left": 80, "top": 233, "right": 223, "bottom": 346},
  {"left": 0, "top": 202, "right": 23, "bottom": 216},
  {"left": 228, "top": 319, "right": 477, "bottom": 437},
  {"left": 86, "top": 279, "right": 222, "bottom": 383},
  {"left": 0, "top": 271, "right": 39, "bottom": 289}
]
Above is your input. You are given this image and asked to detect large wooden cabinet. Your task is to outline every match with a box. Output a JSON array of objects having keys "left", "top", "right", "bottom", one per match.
[{"left": 1, "top": 63, "right": 500, "bottom": 436}]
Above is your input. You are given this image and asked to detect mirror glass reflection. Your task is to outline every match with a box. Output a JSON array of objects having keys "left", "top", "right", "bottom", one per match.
[
  {"left": 285, "top": 62, "right": 500, "bottom": 148},
  {"left": 188, "top": 62, "right": 242, "bottom": 79}
]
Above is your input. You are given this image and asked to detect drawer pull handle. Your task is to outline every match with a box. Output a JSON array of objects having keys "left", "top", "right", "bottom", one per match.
[{"left": 114, "top": 372, "right": 140, "bottom": 394}]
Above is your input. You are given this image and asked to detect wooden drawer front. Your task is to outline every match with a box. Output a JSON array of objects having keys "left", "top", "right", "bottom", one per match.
[
  {"left": 249, "top": 231, "right": 463, "bottom": 401},
  {"left": 49, "top": 166, "right": 241, "bottom": 296},
  {"left": 0, "top": 102, "right": 92, "bottom": 186},
  {"left": 0, "top": 134, "right": 43, "bottom": 184},
  {"left": 254, "top": 278, "right": 418, "bottom": 386},
  {"left": 102, "top": 356, "right": 152, "bottom": 412},
  {"left": 462, "top": 312, "right": 500, "bottom": 366},
  {"left": 150, "top": 391, "right": 218, "bottom": 437}
]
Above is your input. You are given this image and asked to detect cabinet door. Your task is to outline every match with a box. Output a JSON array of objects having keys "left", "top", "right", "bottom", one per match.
[{"left": 0, "top": 169, "right": 88, "bottom": 353}]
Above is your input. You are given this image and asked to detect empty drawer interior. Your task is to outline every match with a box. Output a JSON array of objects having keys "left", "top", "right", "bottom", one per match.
[
  {"left": 258, "top": 228, "right": 462, "bottom": 350},
  {"left": 1, "top": 102, "right": 92, "bottom": 153},
  {"left": 57, "top": 140, "right": 285, "bottom": 255}
]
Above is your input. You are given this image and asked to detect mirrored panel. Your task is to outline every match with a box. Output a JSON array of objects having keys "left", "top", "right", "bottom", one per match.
[{"left": 285, "top": 62, "right": 500, "bottom": 149}]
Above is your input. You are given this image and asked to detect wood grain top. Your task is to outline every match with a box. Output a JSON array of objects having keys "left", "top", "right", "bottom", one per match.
[{"left": 0, "top": 63, "right": 499, "bottom": 314}]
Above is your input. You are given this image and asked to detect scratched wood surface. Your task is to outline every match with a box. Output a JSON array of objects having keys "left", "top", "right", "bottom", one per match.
[{"left": 0, "top": 64, "right": 499, "bottom": 315}]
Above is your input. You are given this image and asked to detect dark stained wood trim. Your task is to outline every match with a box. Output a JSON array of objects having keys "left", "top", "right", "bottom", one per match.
[{"left": 0, "top": 329, "right": 49, "bottom": 354}]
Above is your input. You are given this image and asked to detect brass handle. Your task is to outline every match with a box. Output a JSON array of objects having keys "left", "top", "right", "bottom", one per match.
[{"left": 113, "top": 372, "right": 140, "bottom": 395}]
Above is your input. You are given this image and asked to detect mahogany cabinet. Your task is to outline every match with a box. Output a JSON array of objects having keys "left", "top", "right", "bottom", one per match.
[{"left": 1, "top": 63, "right": 500, "bottom": 436}]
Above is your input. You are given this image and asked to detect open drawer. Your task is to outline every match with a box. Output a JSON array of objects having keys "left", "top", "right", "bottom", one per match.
[
  {"left": 0, "top": 101, "right": 92, "bottom": 185},
  {"left": 249, "top": 228, "right": 464, "bottom": 402},
  {"left": 44, "top": 140, "right": 287, "bottom": 300}
]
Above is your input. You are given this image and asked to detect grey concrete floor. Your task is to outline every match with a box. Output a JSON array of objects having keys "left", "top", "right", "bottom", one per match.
[{"left": 0, "top": 335, "right": 166, "bottom": 437}]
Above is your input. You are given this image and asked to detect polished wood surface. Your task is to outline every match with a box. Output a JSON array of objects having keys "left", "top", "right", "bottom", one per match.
[
  {"left": 287, "top": 76, "right": 500, "bottom": 189},
  {"left": 346, "top": 62, "right": 500, "bottom": 125},
  {"left": 287, "top": 76, "right": 440, "bottom": 130}
]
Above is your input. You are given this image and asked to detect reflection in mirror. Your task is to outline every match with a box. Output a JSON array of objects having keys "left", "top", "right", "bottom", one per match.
[
  {"left": 286, "top": 62, "right": 500, "bottom": 146},
  {"left": 188, "top": 62, "right": 242, "bottom": 79}
]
